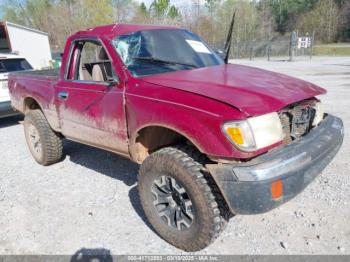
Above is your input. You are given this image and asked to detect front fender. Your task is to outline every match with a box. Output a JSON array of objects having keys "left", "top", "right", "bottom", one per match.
[{"left": 126, "top": 83, "right": 255, "bottom": 161}]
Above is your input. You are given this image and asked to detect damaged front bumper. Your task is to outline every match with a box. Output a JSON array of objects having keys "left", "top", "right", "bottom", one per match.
[{"left": 207, "top": 114, "right": 344, "bottom": 215}]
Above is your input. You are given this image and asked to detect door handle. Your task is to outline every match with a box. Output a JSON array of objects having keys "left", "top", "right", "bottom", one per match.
[{"left": 58, "top": 91, "right": 69, "bottom": 100}]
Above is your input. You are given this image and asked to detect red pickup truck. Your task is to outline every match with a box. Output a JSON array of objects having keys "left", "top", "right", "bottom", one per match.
[{"left": 8, "top": 24, "right": 343, "bottom": 251}]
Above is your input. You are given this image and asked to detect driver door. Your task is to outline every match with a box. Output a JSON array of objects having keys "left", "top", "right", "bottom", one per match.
[{"left": 55, "top": 39, "right": 129, "bottom": 156}]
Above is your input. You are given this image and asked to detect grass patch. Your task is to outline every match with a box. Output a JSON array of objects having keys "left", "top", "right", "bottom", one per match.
[{"left": 313, "top": 43, "right": 350, "bottom": 56}]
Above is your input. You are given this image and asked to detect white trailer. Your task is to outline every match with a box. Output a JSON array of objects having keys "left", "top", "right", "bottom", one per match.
[{"left": 0, "top": 21, "right": 52, "bottom": 69}]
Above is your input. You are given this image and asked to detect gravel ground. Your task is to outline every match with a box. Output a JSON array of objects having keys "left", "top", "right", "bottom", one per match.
[{"left": 0, "top": 56, "right": 349, "bottom": 255}]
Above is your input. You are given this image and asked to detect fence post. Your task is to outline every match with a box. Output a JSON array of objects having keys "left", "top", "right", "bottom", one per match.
[
  {"left": 310, "top": 30, "right": 315, "bottom": 60},
  {"left": 289, "top": 31, "right": 297, "bottom": 62},
  {"left": 296, "top": 30, "right": 299, "bottom": 56},
  {"left": 289, "top": 34, "right": 292, "bottom": 61},
  {"left": 267, "top": 42, "right": 271, "bottom": 61}
]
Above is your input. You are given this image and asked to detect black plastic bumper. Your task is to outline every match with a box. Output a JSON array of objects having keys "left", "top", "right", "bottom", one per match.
[
  {"left": 0, "top": 101, "right": 18, "bottom": 118},
  {"left": 207, "top": 115, "right": 344, "bottom": 215}
]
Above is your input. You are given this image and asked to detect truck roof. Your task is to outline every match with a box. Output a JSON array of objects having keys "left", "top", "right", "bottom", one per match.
[{"left": 72, "top": 24, "right": 181, "bottom": 40}]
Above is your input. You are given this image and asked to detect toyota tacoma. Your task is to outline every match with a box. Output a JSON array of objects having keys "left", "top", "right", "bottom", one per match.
[{"left": 8, "top": 24, "right": 344, "bottom": 251}]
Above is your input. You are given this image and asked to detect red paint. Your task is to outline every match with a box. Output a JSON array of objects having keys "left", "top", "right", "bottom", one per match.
[
  {"left": 141, "top": 64, "right": 326, "bottom": 116},
  {"left": 8, "top": 24, "right": 326, "bottom": 161}
]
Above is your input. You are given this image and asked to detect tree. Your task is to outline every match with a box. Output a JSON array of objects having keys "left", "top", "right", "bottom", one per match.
[
  {"left": 150, "top": 0, "right": 169, "bottom": 18},
  {"left": 132, "top": 2, "right": 150, "bottom": 23},
  {"left": 168, "top": 6, "right": 180, "bottom": 19},
  {"left": 336, "top": 0, "right": 350, "bottom": 41},
  {"left": 1, "top": 0, "right": 348, "bottom": 51},
  {"left": 217, "top": 0, "right": 259, "bottom": 43},
  {"left": 113, "top": 0, "right": 136, "bottom": 23},
  {"left": 205, "top": 0, "right": 221, "bottom": 44},
  {"left": 139, "top": 2, "right": 148, "bottom": 15},
  {"left": 205, "top": 0, "right": 221, "bottom": 14},
  {"left": 256, "top": 0, "right": 275, "bottom": 39},
  {"left": 297, "top": 0, "right": 339, "bottom": 43},
  {"left": 268, "top": 0, "right": 319, "bottom": 33},
  {"left": 2, "top": 0, "right": 53, "bottom": 30},
  {"left": 2, "top": 0, "right": 114, "bottom": 50},
  {"left": 75, "top": 0, "right": 114, "bottom": 28},
  {"left": 149, "top": 0, "right": 180, "bottom": 22}
]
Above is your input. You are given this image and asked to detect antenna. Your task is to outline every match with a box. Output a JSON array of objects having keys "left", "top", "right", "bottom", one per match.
[{"left": 224, "top": 11, "right": 236, "bottom": 64}]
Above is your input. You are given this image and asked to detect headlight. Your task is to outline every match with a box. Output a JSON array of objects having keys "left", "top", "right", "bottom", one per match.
[
  {"left": 312, "top": 102, "right": 324, "bottom": 126},
  {"left": 223, "top": 112, "right": 284, "bottom": 152}
]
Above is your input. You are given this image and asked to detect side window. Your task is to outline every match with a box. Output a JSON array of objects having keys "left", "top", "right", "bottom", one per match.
[{"left": 68, "top": 40, "right": 116, "bottom": 82}]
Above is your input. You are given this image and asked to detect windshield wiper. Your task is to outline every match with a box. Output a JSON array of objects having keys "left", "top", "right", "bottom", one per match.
[{"left": 131, "top": 56, "right": 198, "bottom": 69}]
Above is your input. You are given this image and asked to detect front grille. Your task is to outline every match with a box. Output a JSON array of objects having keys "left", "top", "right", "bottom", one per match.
[
  {"left": 279, "top": 112, "right": 293, "bottom": 144},
  {"left": 279, "top": 100, "right": 317, "bottom": 144}
]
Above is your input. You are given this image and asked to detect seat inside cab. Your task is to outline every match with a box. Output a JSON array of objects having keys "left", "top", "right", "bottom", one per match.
[{"left": 78, "top": 41, "right": 113, "bottom": 82}]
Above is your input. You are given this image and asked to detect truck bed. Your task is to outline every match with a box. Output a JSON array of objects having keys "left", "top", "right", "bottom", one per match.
[
  {"left": 8, "top": 68, "right": 60, "bottom": 129},
  {"left": 12, "top": 68, "right": 60, "bottom": 79}
]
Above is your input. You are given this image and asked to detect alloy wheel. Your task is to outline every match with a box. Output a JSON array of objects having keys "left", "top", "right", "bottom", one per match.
[{"left": 151, "top": 175, "right": 194, "bottom": 231}]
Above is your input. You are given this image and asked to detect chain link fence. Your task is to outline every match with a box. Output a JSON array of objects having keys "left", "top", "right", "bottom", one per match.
[{"left": 226, "top": 32, "right": 315, "bottom": 61}]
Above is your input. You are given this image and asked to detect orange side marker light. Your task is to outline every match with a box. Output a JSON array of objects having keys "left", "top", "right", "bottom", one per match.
[{"left": 271, "top": 180, "right": 283, "bottom": 199}]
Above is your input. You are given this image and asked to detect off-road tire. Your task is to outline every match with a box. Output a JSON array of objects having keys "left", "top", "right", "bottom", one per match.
[
  {"left": 138, "top": 145, "right": 229, "bottom": 251},
  {"left": 24, "top": 109, "right": 63, "bottom": 166}
]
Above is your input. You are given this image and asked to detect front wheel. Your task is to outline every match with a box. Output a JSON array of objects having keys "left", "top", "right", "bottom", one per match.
[
  {"left": 24, "top": 110, "right": 63, "bottom": 166},
  {"left": 138, "top": 146, "right": 226, "bottom": 251}
]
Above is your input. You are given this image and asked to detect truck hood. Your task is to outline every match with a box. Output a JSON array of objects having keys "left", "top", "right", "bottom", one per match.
[{"left": 141, "top": 64, "right": 326, "bottom": 116}]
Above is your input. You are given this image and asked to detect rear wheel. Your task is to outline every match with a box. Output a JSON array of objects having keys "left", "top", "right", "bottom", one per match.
[
  {"left": 24, "top": 110, "right": 63, "bottom": 166},
  {"left": 138, "top": 146, "right": 228, "bottom": 251}
]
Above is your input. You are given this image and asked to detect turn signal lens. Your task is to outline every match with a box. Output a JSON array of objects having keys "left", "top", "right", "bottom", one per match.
[
  {"left": 223, "top": 112, "right": 283, "bottom": 152},
  {"left": 271, "top": 180, "right": 283, "bottom": 199},
  {"left": 226, "top": 127, "right": 244, "bottom": 145},
  {"left": 222, "top": 121, "right": 256, "bottom": 151}
]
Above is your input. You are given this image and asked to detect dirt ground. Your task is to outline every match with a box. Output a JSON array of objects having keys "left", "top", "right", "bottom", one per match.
[{"left": 0, "top": 56, "right": 349, "bottom": 255}]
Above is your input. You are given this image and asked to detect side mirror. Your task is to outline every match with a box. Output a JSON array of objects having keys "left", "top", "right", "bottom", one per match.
[{"left": 106, "top": 77, "right": 119, "bottom": 86}]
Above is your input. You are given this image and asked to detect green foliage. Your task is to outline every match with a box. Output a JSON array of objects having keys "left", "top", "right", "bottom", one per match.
[
  {"left": 2, "top": 0, "right": 53, "bottom": 31},
  {"left": 297, "top": 0, "right": 339, "bottom": 43},
  {"left": 267, "top": 0, "right": 319, "bottom": 33},
  {"left": 76, "top": 0, "right": 114, "bottom": 28},
  {"left": 168, "top": 6, "right": 180, "bottom": 19},
  {"left": 217, "top": 0, "right": 259, "bottom": 42},
  {"left": 149, "top": 0, "right": 180, "bottom": 19},
  {"left": 150, "top": 0, "right": 169, "bottom": 17},
  {"left": 139, "top": 2, "right": 148, "bottom": 15}
]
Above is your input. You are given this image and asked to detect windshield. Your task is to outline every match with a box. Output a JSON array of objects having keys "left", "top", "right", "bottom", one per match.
[
  {"left": 112, "top": 29, "right": 223, "bottom": 77},
  {"left": 0, "top": 58, "right": 33, "bottom": 73}
]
